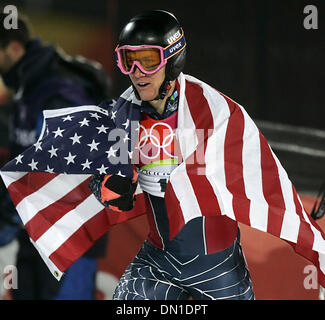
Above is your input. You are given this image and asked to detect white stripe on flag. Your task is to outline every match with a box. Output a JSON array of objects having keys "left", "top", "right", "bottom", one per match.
[
  {"left": 39, "top": 105, "right": 108, "bottom": 140},
  {"left": 175, "top": 86, "right": 198, "bottom": 161},
  {"left": 0, "top": 171, "right": 27, "bottom": 188},
  {"left": 171, "top": 90, "right": 202, "bottom": 223},
  {"left": 202, "top": 84, "right": 232, "bottom": 217},
  {"left": 205, "top": 92, "right": 236, "bottom": 220},
  {"left": 241, "top": 106, "right": 269, "bottom": 232},
  {"left": 16, "top": 174, "right": 91, "bottom": 225},
  {"left": 313, "top": 230, "right": 325, "bottom": 255},
  {"left": 35, "top": 193, "right": 104, "bottom": 258},
  {"left": 42, "top": 105, "right": 108, "bottom": 119},
  {"left": 272, "top": 149, "right": 325, "bottom": 254},
  {"left": 31, "top": 238, "right": 64, "bottom": 280},
  {"left": 271, "top": 152, "right": 301, "bottom": 243},
  {"left": 296, "top": 192, "right": 325, "bottom": 254},
  {"left": 319, "top": 253, "right": 325, "bottom": 276},
  {"left": 170, "top": 163, "right": 202, "bottom": 223}
]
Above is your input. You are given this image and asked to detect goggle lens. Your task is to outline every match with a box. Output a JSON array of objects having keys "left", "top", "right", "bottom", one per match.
[
  {"left": 120, "top": 48, "right": 162, "bottom": 73},
  {"left": 116, "top": 30, "right": 186, "bottom": 75}
]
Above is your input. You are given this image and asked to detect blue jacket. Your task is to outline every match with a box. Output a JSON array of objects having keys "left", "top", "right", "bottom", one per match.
[
  {"left": 1, "top": 38, "right": 112, "bottom": 256},
  {"left": 3, "top": 38, "right": 112, "bottom": 158}
]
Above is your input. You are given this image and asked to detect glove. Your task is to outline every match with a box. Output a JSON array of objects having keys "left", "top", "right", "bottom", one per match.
[{"left": 89, "top": 168, "right": 138, "bottom": 212}]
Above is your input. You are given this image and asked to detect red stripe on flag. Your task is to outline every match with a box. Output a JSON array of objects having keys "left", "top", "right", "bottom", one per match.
[
  {"left": 291, "top": 185, "right": 318, "bottom": 262},
  {"left": 25, "top": 177, "right": 92, "bottom": 242},
  {"left": 204, "top": 216, "right": 238, "bottom": 253},
  {"left": 223, "top": 97, "right": 250, "bottom": 225},
  {"left": 49, "top": 195, "right": 147, "bottom": 272},
  {"left": 144, "top": 193, "right": 164, "bottom": 249},
  {"left": 296, "top": 221, "right": 318, "bottom": 261},
  {"left": 292, "top": 185, "right": 325, "bottom": 239},
  {"left": 184, "top": 81, "right": 222, "bottom": 216},
  {"left": 165, "top": 182, "right": 185, "bottom": 240},
  {"left": 8, "top": 172, "right": 59, "bottom": 206},
  {"left": 259, "top": 132, "right": 285, "bottom": 237},
  {"left": 49, "top": 208, "right": 109, "bottom": 271}
]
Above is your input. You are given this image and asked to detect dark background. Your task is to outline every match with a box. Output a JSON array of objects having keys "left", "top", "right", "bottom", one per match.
[
  {"left": 1, "top": 0, "right": 324, "bottom": 193},
  {"left": 113, "top": 0, "right": 324, "bottom": 130},
  {"left": 2, "top": 0, "right": 324, "bottom": 129}
]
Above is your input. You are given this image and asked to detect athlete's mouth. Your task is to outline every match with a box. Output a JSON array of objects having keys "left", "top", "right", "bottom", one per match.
[{"left": 137, "top": 82, "right": 150, "bottom": 88}]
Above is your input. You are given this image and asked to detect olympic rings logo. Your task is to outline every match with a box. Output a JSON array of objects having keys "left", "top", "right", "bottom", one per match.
[{"left": 135, "top": 122, "right": 177, "bottom": 160}]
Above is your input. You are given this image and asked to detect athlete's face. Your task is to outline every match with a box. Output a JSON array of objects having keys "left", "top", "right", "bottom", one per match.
[{"left": 129, "top": 66, "right": 166, "bottom": 102}]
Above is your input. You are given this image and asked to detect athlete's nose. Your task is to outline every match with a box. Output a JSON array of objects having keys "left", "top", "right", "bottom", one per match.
[{"left": 133, "top": 65, "right": 146, "bottom": 78}]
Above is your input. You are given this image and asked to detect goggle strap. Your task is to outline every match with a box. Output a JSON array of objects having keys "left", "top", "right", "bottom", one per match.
[{"left": 163, "top": 33, "right": 186, "bottom": 59}]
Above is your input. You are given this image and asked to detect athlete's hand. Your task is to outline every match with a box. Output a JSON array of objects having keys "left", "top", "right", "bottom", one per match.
[{"left": 89, "top": 169, "right": 138, "bottom": 212}]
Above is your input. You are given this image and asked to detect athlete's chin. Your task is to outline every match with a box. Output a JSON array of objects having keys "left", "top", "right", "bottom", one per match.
[{"left": 137, "top": 89, "right": 158, "bottom": 101}]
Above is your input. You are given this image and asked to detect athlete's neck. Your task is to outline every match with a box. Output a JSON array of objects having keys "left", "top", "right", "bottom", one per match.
[{"left": 149, "top": 81, "right": 176, "bottom": 115}]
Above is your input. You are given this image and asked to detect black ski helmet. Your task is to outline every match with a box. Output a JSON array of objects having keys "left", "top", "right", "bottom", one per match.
[{"left": 117, "top": 10, "right": 186, "bottom": 99}]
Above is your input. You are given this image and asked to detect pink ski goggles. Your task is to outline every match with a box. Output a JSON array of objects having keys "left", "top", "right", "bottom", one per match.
[{"left": 115, "top": 30, "right": 186, "bottom": 75}]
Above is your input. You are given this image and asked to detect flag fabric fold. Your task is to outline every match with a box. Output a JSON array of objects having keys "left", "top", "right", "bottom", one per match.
[
  {"left": 0, "top": 102, "right": 146, "bottom": 279},
  {"left": 1, "top": 74, "right": 325, "bottom": 288},
  {"left": 164, "top": 74, "right": 325, "bottom": 287}
]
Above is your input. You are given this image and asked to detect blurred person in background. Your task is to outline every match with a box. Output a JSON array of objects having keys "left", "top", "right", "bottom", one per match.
[
  {"left": 0, "top": 77, "right": 15, "bottom": 300},
  {"left": 0, "top": 77, "right": 12, "bottom": 168},
  {"left": 0, "top": 11, "right": 112, "bottom": 300}
]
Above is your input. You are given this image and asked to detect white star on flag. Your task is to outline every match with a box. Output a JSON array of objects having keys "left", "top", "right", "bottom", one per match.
[
  {"left": 87, "top": 139, "right": 100, "bottom": 152},
  {"left": 28, "top": 159, "right": 38, "bottom": 170},
  {"left": 33, "top": 141, "right": 42, "bottom": 151},
  {"left": 96, "top": 164, "right": 108, "bottom": 174},
  {"left": 62, "top": 115, "right": 74, "bottom": 122},
  {"left": 96, "top": 125, "right": 109, "bottom": 134},
  {"left": 53, "top": 127, "right": 65, "bottom": 138},
  {"left": 111, "top": 111, "right": 117, "bottom": 120},
  {"left": 64, "top": 152, "right": 76, "bottom": 165},
  {"left": 109, "top": 99, "right": 116, "bottom": 107},
  {"left": 81, "top": 159, "right": 93, "bottom": 170},
  {"left": 15, "top": 154, "right": 24, "bottom": 164},
  {"left": 48, "top": 145, "right": 58, "bottom": 158},
  {"left": 116, "top": 170, "right": 126, "bottom": 177},
  {"left": 69, "top": 133, "right": 82, "bottom": 145},
  {"left": 79, "top": 118, "right": 90, "bottom": 127},
  {"left": 90, "top": 112, "right": 101, "bottom": 120},
  {"left": 45, "top": 165, "right": 54, "bottom": 173},
  {"left": 123, "top": 133, "right": 130, "bottom": 143},
  {"left": 106, "top": 146, "right": 117, "bottom": 158},
  {"left": 122, "top": 119, "right": 130, "bottom": 129}
]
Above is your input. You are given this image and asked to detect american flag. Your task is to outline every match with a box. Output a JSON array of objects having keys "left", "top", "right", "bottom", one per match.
[
  {"left": 2, "top": 73, "right": 325, "bottom": 289},
  {"left": 0, "top": 102, "right": 146, "bottom": 279},
  {"left": 164, "top": 74, "right": 325, "bottom": 287}
]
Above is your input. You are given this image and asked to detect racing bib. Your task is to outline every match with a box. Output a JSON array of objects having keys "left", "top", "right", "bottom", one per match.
[{"left": 134, "top": 111, "right": 180, "bottom": 197}]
